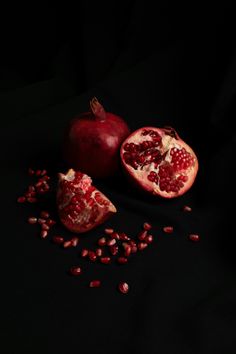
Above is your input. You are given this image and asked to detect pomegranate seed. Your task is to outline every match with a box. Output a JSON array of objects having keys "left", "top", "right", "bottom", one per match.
[
  {"left": 110, "top": 245, "right": 118, "bottom": 255},
  {"left": 98, "top": 237, "right": 106, "bottom": 246},
  {"left": 189, "top": 234, "right": 200, "bottom": 242},
  {"left": 70, "top": 266, "right": 82, "bottom": 276},
  {"left": 96, "top": 248, "right": 103, "bottom": 257},
  {"left": 40, "top": 211, "right": 50, "bottom": 219},
  {"left": 131, "top": 245, "right": 138, "bottom": 253},
  {"left": 28, "top": 217, "right": 37, "bottom": 224},
  {"left": 25, "top": 192, "right": 33, "bottom": 198},
  {"left": 138, "top": 242, "right": 148, "bottom": 250},
  {"left": 138, "top": 230, "right": 147, "bottom": 241},
  {"left": 88, "top": 251, "right": 97, "bottom": 262},
  {"left": 63, "top": 240, "right": 73, "bottom": 248},
  {"left": 163, "top": 226, "right": 174, "bottom": 233},
  {"left": 107, "top": 238, "right": 116, "bottom": 246},
  {"left": 89, "top": 280, "right": 101, "bottom": 288},
  {"left": 119, "top": 233, "right": 130, "bottom": 241},
  {"left": 143, "top": 222, "right": 152, "bottom": 231},
  {"left": 71, "top": 237, "right": 79, "bottom": 247},
  {"left": 28, "top": 168, "right": 35, "bottom": 176},
  {"left": 27, "top": 197, "right": 37, "bottom": 203},
  {"left": 47, "top": 219, "right": 56, "bottom": 226},
  {"left": 117, "top": 257, "right": 128, "bottom": 264},
  {"left": 81, "top": 249, "right": 89, "bottom": 257},
  {"left": 183, "top": 205, "right": 192, "bottom": 212},
  {"left": 38, "top": 218, "right": 46, "bottom": 224},
  {"left": 28, "top": 185, "right": 35, "bottom": 192},
  {"left": 41, "top": 223, "right": 49, "bottom": 231},
  {"left": 35, "top": 169, "right": 42, "bottom": 176},
  {"left": 17, "top": 196, "right": 26, "bottom": 203},
  {"left": 123, "top": 243, "right": 131, "bottom": 257},
  {"left": 35, "top": 180, "right": 43, "bottom": 188},
  {"left": 100, "top": 257, "right": 111, "bottom": 264},
  {"left": 52, "top": 236, "right": 64, "bottom": 244},
  {"left": 118, "top": 282, "right": 129, "bottom": 294},
  {"left": 110, "top": 232, "right": 120, "bottom": 240},
  {"left": 145, "top": 235, "right": 153, "bottom": 244},
  {"left": 104, "top": 228, "right": 114, "bottom": 235},
  {"left": 41, "top": 169, "right": 47, "bottom": 176},
  {"left": 40, "top": 230, "right": 48, "bottom": 239}
]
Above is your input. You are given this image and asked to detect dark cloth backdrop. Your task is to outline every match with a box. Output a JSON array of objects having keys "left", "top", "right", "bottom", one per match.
[{"left": 1, "top": 2, "right": 235, "bottom": 354}]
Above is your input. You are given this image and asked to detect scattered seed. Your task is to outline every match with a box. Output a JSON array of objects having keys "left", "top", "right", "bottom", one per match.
[
  {"left": 71, "top": 237, "right": 79, "bottom": 247},
  {"left": 107, "top": 238, "right": 116, "bottom": 246},
  {"left": 38, "top": 218, "right": 46, "bottom": 225},
  {"left": 138, "top": 230, "right": 147, "bottom": 241},
  {"left": 27, "top": 197, "right": 37, "bottom": 203},
  {"left": 117, "top": 257, "right": 128, "bottom": 264},
  {"left": 110, "top": 232, "right": 120, "bottom": 240},
  {"left": 143, "top": 222, "right": 152, "bottom": 231},
  {"left": 183, "top": 205, "right": 192, "bottom": 212},
  {"left": 35, "top": 170, "right": 42, "bottom": 176},
  {"left": 17, "top": 196, "right": 26, "bottom": 203},
  {"left": 163, "top": 226, "right": 173, "bottom": 234},
  {"left": 40, "top": 211, "right": 50, "bottom": 219},
  {"left": 63, "top": 240, "right": 73, "bottom": 248},
  {"left": 81, "top": 249, "right": 89, "bottom": 257},
  {"left": 100, "top": 257, "right": 111, "bottom": 264},
  {"left": 88, "top": 251, "right": 97, "bottom": 262},
  {"left": 131, "top": 245, "right": 138, "bottom": 253},
  {"left": 28, "top": 217, "right": 37, "bottom": 224},
  {"left": 41, "top": 169, "right": 47, "bottom": 176},
  {"left": 70, "top": 266, "right": 82, "bottom": 276},
  {"left": 98, "top": 237, "right": 106, "bottom": 246},
  {"left": 52, "top": 236, "right": 64, "bottom": 244},
  {"left": 41, "top": 223, "right": 49, "bottom": 231},
  {"left": 95, "top": 248, "right": 103, "bottom": 257},
  {"left": 124, "top": 244, "right": 131, "bottom": 257},
  {"left": 89, "top": 280, "right": 101, "bottom": 288},
  {"left": 40, "top": 230, "right": 48, "bottom": 239},
  {"left": 118, "top": 282, "right": 129, "bottom": 294},
  {"left": 46, "top": 219, "right": 56, "bottom": 226},
  {"left": 138, "top": 242, "right": 148, "bottom": 250},
  {"left": 110, "top": 245, "right": 118, "bottom": 256},
  {"left": 145, "top": 235, "right": 153, "bottom": 244},
  {"left": 119, "top": 233, "right": 130, "bottom": 241},
  {"left": 104, "top": 228, "right": 114, "bottom": 235},
  {"left": 189, "top": 234, "right": 200, "bottom": 242}
]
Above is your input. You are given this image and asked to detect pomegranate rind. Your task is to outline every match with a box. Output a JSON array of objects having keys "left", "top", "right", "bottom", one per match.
[
  {"left": 120, "top": 127, "right": 198, "bottom": 198},
  {"left": 57, "top": 169, "right": 116, "bottom": 233}
]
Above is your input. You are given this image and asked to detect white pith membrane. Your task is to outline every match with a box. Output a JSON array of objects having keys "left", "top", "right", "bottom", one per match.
[
  {"left": 121, "top": 128, "right": 198, "bottom": 198},
  {"left": 57, "top": 169, "right": 116, "bottom": 232}
]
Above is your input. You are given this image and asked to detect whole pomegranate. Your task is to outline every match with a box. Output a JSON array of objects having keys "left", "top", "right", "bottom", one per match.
[
  {"left": 57, "top": 169, "right": 116, "bottom": 233},
  {"left": 120, "top": 127, "right": 198, "bottom": 198},
  {"left": 63, "top": 97, "right": 130, "bottom": 178}
]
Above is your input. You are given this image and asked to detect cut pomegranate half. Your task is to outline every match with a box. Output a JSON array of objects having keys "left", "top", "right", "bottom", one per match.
[
  {"left": 57, "top": 169, "right": 116, "bottom": 233},
  {"left": 120, "top": 127, "right": 198, "bottom": 198}
]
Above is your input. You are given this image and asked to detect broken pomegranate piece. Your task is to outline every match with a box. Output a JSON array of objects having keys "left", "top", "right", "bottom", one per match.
[
  {"left": 120, "top": 127, "right": 198, "bottom": 198},
  {"left": 57, "top": 169, "right": 116, "bottom": 233}
]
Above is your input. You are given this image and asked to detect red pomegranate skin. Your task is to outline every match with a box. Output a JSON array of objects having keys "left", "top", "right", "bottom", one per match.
[{"left": 64, "top": 98, "right": 130, "bottom": 178}]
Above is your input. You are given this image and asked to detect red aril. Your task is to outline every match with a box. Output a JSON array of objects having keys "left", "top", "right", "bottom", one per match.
[
  {"left": 63, "top": 97, "right": 130, "bottom": 178},
  {"left": 57, "top": 169, "right": 116, "bottom": 233},
  {"left": 120, "top": 127, "right": 198, "bottom": 198}
]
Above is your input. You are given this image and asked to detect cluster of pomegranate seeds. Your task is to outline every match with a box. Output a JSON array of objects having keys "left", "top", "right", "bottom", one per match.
[
  {"left": 27, "top": 210, "right": 56, "bottom": 239},
  {"left": 17, "top": 168, "right": 50, "bottom": 203}
]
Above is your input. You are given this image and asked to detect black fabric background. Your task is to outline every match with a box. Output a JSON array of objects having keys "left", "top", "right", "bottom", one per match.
[{"left": 1, "top": 2, "right": 236, "bottom": 354}]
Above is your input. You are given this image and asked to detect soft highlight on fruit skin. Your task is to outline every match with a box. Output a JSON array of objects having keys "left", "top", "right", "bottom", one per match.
[
  {"left": 120, "top": 126, "right": 198, "bottom": 198},
  {"left": 57, "top": 169, "right": 116, "bottom": 233},
  {"left": 63, "top": 97, "right": 130, "bottom": 178}
]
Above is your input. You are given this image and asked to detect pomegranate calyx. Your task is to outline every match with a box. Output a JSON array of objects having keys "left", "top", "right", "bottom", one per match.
[{"left": 90, "top": 97, "right": 106, "bottom": 121}]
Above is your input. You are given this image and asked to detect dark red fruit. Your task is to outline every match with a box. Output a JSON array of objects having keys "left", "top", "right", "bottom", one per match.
[
  {"left": 120, "top": 127, "right": 198, "bottom": 198},
  {"left": 64, "top": 97, "right": 130, "bottom": 178},
  {"left": 57, "top": 169, "right": 116, "bottom": 233}
]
